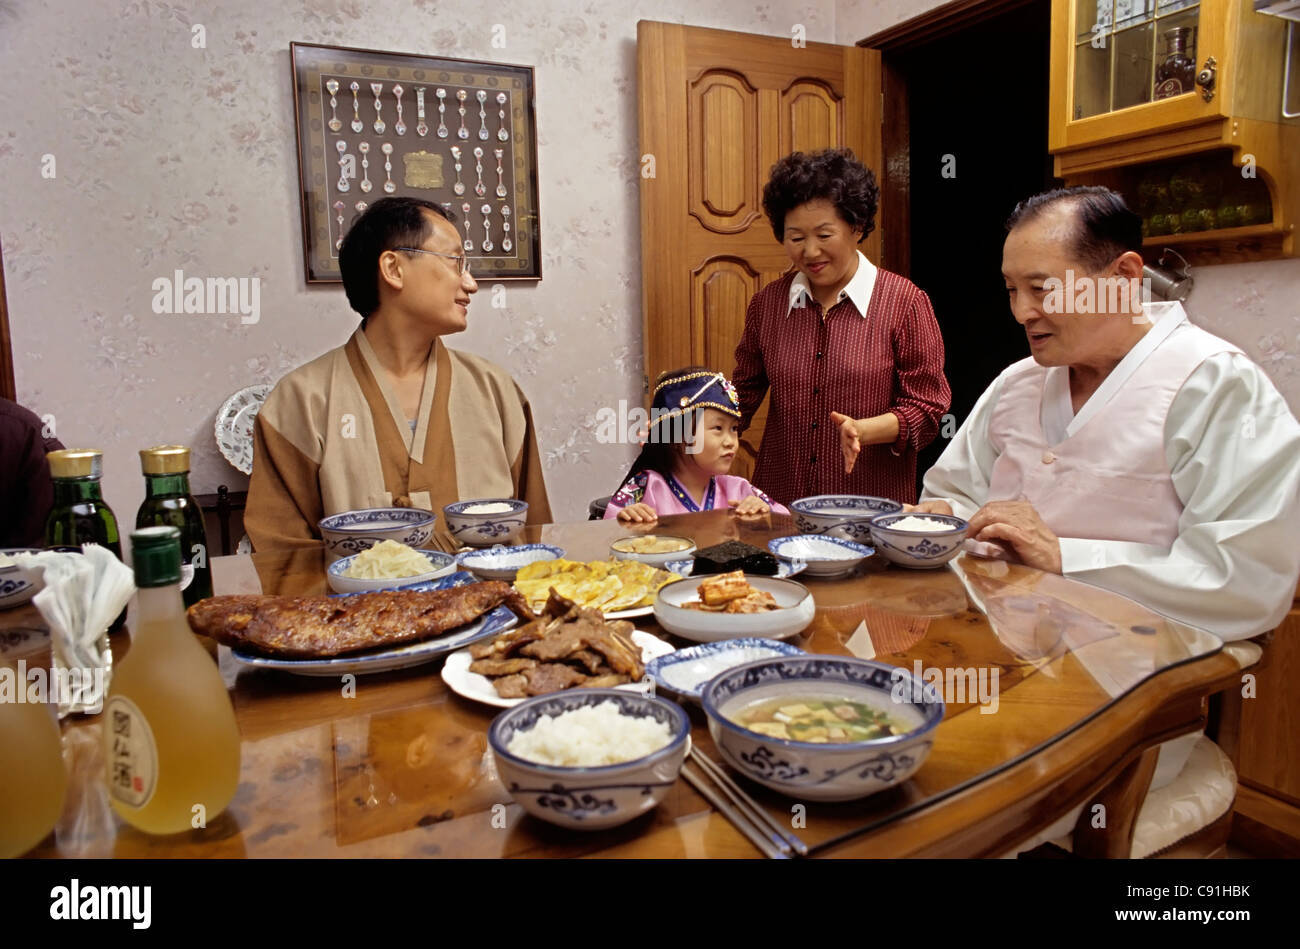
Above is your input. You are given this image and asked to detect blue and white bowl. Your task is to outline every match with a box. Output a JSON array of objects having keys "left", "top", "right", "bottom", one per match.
[
  {"left": 791, "top": 495, "right": 903, "bottom": 544},
  {"left": 489, "top": 689, "right": 691, "bottom": 831},
  {"left": 609, "top": 535, "right": 695, "bottom": 568},
  {"left": 767, "top": 535, "right": 874, "bottom": 578},
  {"left": 443, "top": 498, "right": 528, "bottom": 548},
  {"left": 701, "top": 656, "right": 944, "bottom": 802},
  {"left": 326, "top": 548, "right": 457, "bottom": 594},
  {"left": 646, "top": 638, "right": 805, "bottom": 703},
  {"left": 869, "top": 513, "right": 969, "bottom": 569},
  {"left": 0, "top": 548, "right": 43, "bottom": 610},
  {"left": 318, "top": 508, "right": 436, "bottom": 561},
  {"left": 457, "top": 543, "right": 565, "bottom": 582}
]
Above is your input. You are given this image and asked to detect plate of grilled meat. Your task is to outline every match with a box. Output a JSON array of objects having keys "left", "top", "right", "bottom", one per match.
[
  {"left": 186, "top": 571, "right": 531, "bottom": 676},
  {"left": 441, "top": 589, "right": 675, "bottom": 707}
]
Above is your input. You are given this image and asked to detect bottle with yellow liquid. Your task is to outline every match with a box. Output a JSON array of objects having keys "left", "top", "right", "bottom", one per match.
[
  {"left": 103, "top": 526, "right": 241, "bottom": 834},
  {"left": 0, "top": 663, "right": 68, "bottom": 857}
]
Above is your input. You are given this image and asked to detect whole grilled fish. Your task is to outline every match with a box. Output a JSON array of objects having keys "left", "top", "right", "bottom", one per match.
[{"left": 186, "top": 582, "right": 533, "bottom": 658}]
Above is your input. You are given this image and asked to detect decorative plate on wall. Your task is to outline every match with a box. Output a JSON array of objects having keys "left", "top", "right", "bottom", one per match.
[{"left": 214, "top": 384, "right": 271, "bottom": 475}]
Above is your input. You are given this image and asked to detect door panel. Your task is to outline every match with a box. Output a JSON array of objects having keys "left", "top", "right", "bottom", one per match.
[{"left": 639, "top": 21, "right": 882, "bottom": 483}]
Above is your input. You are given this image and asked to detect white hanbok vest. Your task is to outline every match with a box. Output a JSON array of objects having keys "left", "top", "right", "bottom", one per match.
[{"left": 986, "top": 310, "right": 1240, "bottom": 544}]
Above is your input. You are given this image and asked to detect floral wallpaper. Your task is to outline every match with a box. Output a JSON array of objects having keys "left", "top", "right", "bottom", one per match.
[
  {"left": 2, "top": 0, "right": 1297, "bottom": 539},
  {"left": 0, "top": 0, "right": 834, "bottom": 529}
]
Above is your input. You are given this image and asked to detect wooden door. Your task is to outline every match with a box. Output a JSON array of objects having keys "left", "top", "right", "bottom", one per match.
[{"left": 637, "top": 21, "right": 881, "bottom": 481}]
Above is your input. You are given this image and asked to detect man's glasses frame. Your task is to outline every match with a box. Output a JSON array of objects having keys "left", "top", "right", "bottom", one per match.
[{"left": 393, "top": 246, "right": 472, "bottom": 275}]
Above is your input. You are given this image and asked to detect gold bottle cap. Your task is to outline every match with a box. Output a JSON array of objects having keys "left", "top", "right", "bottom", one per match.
[
  {"left": 47, "top": 449, "right": 103, "bottom": 479},
  {"left": 139, "top": 445, "right": 191, "bottom": 475}
]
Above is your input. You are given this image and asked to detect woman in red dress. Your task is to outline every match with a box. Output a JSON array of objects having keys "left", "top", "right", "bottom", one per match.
[{"left": 733, "top": 148, "right": 951, "bottom": 506}]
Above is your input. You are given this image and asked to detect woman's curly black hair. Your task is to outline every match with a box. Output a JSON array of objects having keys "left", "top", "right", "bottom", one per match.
[{"left": 761, "top": 148, "right": 879, "bottom": 244}]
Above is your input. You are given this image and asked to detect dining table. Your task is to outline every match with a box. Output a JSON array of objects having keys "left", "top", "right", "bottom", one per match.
[{"left": 7, "top": 509, "right": 1254, "bottom": 859}]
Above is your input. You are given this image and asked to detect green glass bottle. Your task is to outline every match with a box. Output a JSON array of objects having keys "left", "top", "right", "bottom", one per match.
[
  {"left": 45, "top": 449, "right": 126, "bottom": 631},
  {"left": 136, "top": 446, "right": 212, "bottom": 609}
]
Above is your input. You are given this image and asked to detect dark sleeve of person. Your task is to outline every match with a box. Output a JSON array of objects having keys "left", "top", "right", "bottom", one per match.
[{"left": 0, "top": 400, "right": 65, "bottom": 548}]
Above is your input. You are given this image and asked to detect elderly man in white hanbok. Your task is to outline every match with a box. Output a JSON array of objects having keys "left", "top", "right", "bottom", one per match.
[{"left": 915, "top": 187, "right": 1300, "bottom": 856}]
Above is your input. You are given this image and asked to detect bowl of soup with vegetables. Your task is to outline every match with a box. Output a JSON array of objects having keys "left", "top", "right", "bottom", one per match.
[{"left": 700, "top": 656, "right": 944, "bottom": 802}]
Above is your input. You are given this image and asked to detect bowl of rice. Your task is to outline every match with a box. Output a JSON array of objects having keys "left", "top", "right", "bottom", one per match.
[
  {"left": 326, "top": 540, "right": 457, "bottom": 593},
  {"left": 488, "top": 690, "right": 690, "bottom": 831},
  {"left": 443, "top": 499, "right": 529, "bottom": 548},
  {"left": 869, "top": 513, "right": 969, "bottom": 569}
]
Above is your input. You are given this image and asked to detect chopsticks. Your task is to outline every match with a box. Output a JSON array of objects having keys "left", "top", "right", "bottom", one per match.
[{"left": 681, "top": 747, "right": 808, "bottom": 859}]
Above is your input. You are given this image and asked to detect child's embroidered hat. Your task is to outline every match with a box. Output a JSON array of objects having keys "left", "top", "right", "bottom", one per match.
[{"left": 647, "top": 369, "right": 740, "bottom": 433}]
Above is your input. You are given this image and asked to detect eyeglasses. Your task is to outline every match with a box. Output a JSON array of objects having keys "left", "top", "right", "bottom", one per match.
[{"left": 394, "top": 246, "right": 472, "bottom": 275}]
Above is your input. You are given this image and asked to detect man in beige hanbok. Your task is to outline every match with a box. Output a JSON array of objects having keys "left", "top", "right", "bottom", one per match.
[{"left": 246, "top": 197, "right": 550, "bottom": 551}]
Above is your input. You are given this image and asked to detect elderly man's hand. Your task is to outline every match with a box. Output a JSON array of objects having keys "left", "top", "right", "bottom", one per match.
[{"left": 966, "top": 500, "right": 1062, "bottom": 574}]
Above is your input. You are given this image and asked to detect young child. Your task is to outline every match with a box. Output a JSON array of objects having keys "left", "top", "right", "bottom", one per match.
[{"left": 604, "top": 367, "right": 790, "bottom": 523}]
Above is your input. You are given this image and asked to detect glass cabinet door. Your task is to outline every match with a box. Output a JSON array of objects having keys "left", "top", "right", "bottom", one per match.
[{"left": 1073, "top": 1, "right": 1202, "bottom": 119}]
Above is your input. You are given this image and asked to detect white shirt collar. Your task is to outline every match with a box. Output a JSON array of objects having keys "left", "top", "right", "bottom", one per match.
[{"left": 786, "top": 250, "right": 877, "bottom": 317}]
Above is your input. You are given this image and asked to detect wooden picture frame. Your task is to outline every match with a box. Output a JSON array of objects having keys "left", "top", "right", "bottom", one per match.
[
  {"left": 291, "top": 41, "right": 542, "bottom": 282},
  {"left": 0, "top": 238, "right": 15, "bottom": 402}
]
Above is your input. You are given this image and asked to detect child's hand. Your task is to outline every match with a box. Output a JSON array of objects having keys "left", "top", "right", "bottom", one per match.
[
  {"left": 729, "top": 496, "right": 770, "bottom": 518},
  {"left": 616, "top": 502, "right": 659, "bottom": 524}
]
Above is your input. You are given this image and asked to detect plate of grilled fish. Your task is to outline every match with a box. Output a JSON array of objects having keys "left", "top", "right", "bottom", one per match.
[
  {"left": 441, "top": 589, "right": 675, "bottom": 707},
  {"left": 186, "top": 571, "right": 530, "bottom": 676}
]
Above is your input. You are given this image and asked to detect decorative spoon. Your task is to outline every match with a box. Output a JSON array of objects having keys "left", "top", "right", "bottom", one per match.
[
  {"left": 326, "top": 79, "right": 342, "bottom": 132},
  {"left": 392, "top": 84, "right": 405, "bottom": 135},
  {"left": 349, "top": 81, "right": 363, "bottom": 133},
  {"left": 496, "top": 92, "right": 509, "bottom": 142}
]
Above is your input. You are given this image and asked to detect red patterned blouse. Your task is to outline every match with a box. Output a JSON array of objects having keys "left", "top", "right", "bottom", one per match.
[{"left": 733, "top": 268, "right": 951, "bottom": 506}]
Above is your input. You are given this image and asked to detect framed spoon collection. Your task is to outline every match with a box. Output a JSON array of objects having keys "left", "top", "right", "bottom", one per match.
[{"left": 292, "top": 42, "right": 542, "bottom": 282}]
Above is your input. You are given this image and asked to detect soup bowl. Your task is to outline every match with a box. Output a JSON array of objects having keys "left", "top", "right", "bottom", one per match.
[
  {"left": 701, "top": 655, "right": 944, "bottom": 802},
  {"left": 443, "top": 499, "right": 528, "bottom": 548},
  {"left": 790, "top": 495, "right": 903, "bottom": 544},
  {"left": 488, "top": 689, "right": 691, "bottom": 831},
  {"left": 869, "top": 513, "right": 969, "bottom": 569},
  {"left": 318, "top": 508, "right": 436, "bottom": 561}
]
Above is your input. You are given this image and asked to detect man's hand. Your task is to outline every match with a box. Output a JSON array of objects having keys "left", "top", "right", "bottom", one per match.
[
  {"left": 729, "top": 496, "right": 770, "bottom": 518},
  {"left": 616, "top": 502, "right": 659, "bottom": 524},
  {"left": 903, "top": 500, "right": 954, "bottom": 516},
  {"left": 829, "top": 411, "right": 861, "bottom": 474},
  {"left": 965, "top": 500, "right": 1062, "bottom": 574}
]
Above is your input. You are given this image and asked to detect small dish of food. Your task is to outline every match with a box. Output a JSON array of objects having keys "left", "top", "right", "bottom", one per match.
[
  {"left": 488, "top": 690, "right": 691, "bottom": 830},
  {"left": 653, "top": 572, "right": 815, "bottom": 643},
  {"left": 869, "top": 513, "right": 969, "bottom": 569},
  {"left": 457, "top": 543, "right": 566, "bottom": 582},
  {"left": 767, "top": 535, "right": 874, "bottom": 578},
  {"left": 700, "top": 655, "right": 943, "bottom": 801},
  {"left": 662, "top": 558, "right": 807, "bottom": 580},
  {"left": 790, "top": 495, "right": 903, "bottom": 544},
  {"left": 443, "top": 499, "right": 529, "bottom": 548},
  {"left": 318, "top": 507, "right": 437, "bottom": 562},
  {"left": 690, "top": 540, "right": 781, "bottom": 576},
  {"left": 326, "top": 540, "right": 457, "bottom": 593},
  {"left": 645, "top": 637, "right": 805, "bottom": 703},
  {"left": 609, "top": 534, "right": 696, "bottom": 567}
]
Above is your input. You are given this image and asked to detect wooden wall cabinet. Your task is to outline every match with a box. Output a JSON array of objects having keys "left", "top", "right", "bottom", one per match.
[{"left": 1049, "top": 0, "right": 1300, "bottom": 261}]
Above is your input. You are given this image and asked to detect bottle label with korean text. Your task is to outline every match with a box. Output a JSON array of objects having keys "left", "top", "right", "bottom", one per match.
[{"left": 104, "top": 695, "right": 158, "bottom": 809}]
